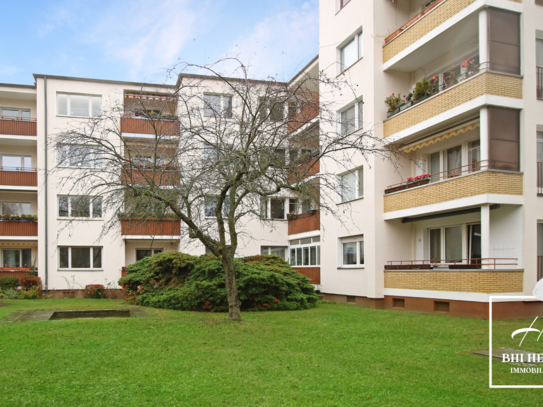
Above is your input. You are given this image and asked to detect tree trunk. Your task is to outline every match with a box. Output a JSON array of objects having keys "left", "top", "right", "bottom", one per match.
[{"left": 221, "top": 254, "right": 242, "bottom": 321}]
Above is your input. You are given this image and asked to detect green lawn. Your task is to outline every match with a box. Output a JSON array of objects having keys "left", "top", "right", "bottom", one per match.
[{"left": 1, "top": 299, "right": 542, "bottom": 406}]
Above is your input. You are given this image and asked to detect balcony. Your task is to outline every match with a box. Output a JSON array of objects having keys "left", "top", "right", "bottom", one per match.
[
  {"left": 120, "top": 165, "right": 180, "bottom": 186},
  {"left": 384, "top": 164, "right": 523, "bottom": 213},
  {"left": 120, "top": 218, "right": 181, "bottom": 236},
  {"left": 384, "top": 259, "right": 522, "bottom": 293},
  {"left": 287, "top": 97, "right": 319, "bottom": 133},
  {"left": 120, "top": 117, "right": 179, "bottom": 136},
  {"left": 288, "top": 157, "right": 320, "bottom": 184},
  {"left": 383, "top": 68, "right": 522, "bottom": 138},
  {"left": 0, "top": 117, "right": 37, "bottom": 136},
  {"left": 0, "top": 168, "right": 37, "bottom": 187},
  {"left": 292, "top": 267, "right": 320, "bottom": 285},
  {"left": 0, "top": 221, "right": 38, "bottom": 236},
  {"left": 288, "top": 210, "right": 320, "bottom": 235},
  {"left": 0, "top": 269, "right": 35, "bottom": 284}
]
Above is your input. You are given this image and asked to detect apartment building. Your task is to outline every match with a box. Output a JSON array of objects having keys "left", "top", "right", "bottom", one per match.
[{"left": 1, "top": 0, "right": 540, "bottom": 318}]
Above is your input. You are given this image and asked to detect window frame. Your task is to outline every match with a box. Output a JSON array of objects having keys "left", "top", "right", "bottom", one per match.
[
  {"left": 203, "top": 94, "right": 233, "bottom": 119},
  {"left": 56, "top": 92, "right": 102, "bottom": 118},
  {"left": 338, "top": 98, "right": 363, "bottom": 136},
  {"left": 58, "top": 246, "right": 103, "bottom": 271},
  {"left": 1, "top": 202, "right": 32, "bottom": 216},
  {"left": 261, "top": 246, "right": 289, "bottom": 261},
  {"left": 339, "top": 235, "right": 364, "bottom": 268},
  {"left": 0, "top": 107, "right": 31, "bottom": 120},
  {"left": 427, "top": 225, "right": 467, "bottom": 264},
  {"left": 57, "top": 196, "right": 103, "bottom": 219},
  {"left": 57, "top": 144, "right": 103, "bottom": 168},
  {"left": 339, "top": 167, "right": 363, "bottom": 203},
  {"left": 289, "top": 237, "right": 320, "bottom": 267},
  {"left": 135, "top": 248, "right": 163, "bottom": 262},
  {"left": 1, "top": 154, "right": 32, "bottom": 170},
  {"left": 204, "top": 196, "right": 231, "bottom": 218},
  {"left": 2, "top": 248, "right": 32, "bottom": 268},
  {"left": 261, "top": 197, "right": 294, "bottom": 220},
  {"left": 338, "top": 28, "right": 363, "bottom": 73}
]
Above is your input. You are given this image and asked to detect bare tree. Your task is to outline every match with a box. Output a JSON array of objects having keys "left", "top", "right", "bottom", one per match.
[{"left": 49, "top": 58, "right": 394, "bottom": 321}]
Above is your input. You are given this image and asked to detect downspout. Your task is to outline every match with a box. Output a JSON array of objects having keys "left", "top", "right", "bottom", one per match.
[{"left": 44, "top": 76, "right": 49, "bottom": 295}]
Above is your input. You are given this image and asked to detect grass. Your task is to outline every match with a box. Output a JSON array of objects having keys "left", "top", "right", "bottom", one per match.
[{"left": 1, "top": 299, "right": 543, "bottom": 406}]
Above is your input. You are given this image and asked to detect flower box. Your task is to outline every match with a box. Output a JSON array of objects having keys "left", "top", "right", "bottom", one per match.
[
  {"left": 406, "top": 179, "right": 430, "bottom": 189},
  {"left": 384, "top": 185, "right": 407, "bottom": 194}
]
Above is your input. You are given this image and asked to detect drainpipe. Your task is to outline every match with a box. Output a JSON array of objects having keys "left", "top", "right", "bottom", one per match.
[{"left": 44, "top": 76, "right": 49, "bottom": 295}]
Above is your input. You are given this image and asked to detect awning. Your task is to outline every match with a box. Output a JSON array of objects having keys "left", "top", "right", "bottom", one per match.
[
  {"left": 401, "top": 121, "right": 479, "bottom": 153},
  {"left": 124, "top": 92, "right": 176, "bottom": 101},
  {"left": 0, "top": 242, "right": 37, "bottom": 247}
]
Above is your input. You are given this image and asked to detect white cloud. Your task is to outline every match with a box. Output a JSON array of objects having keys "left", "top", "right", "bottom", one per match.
[
  {"left": 219, "top": 1, "right": 319, "bottom": 81},
  {"left": 87, "top": 0, "right": 198, "bottom": 81}
]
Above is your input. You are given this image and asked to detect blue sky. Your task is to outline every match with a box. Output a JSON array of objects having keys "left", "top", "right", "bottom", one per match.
[{"left": 0, "top": 0, "right": 319, "bottom": 86}]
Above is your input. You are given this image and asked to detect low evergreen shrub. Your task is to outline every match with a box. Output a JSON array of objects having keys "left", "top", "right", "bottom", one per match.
[
  {"left": 119, "top": 252, "right": 320, "bottom": 312},
  {"left": 0, "top": 276, "right": 19, "bottom": 290},
  {"left": 2, "top": 288, "right": 19, "bottom": 299}
]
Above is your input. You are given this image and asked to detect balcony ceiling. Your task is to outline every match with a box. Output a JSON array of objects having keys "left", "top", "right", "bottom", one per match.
[
  {"left": 0, "top": 90, "right": 36, "bottom": 101},
  {"left": 386, "top": 13, "right": 478, "bottom": 72}
]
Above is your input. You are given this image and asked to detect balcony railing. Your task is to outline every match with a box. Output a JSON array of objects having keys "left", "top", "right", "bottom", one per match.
[
  {"left": 0, "top": 167, "right": 38, "bottom": 187},
  {"left": 0, "top": 221, "right": 38, "bottom": 236},
  {"left": 538, "top": 67, "right": 543, "bottom": 100},
  {"left": 386, "top": 62, "right": 487, "bottom": 119},
  {"left": 292, "top": 267, "right": 320, "bottom": 285},
  {"left": 0, "top": 117, "right": 37, "bottom": 136},
  {"left": 385, "top": 258, "right": 517, "bottom": 270},
  {"left": 385, "top": 160, "right": 487, "bottom": 195},
  {"left": 288, "top": 210, "right": 320, "bottom": 235},
  {"left": 120, "top": 218, "right": 181, "bottom": 236},
  {"left": 121, "top": 117, "right": 179, "bottom": 136},
  {"left": 384, "top": 0, "right": 446, "bottom": 44},
  {"left": 0, "top": 269, "right": 34, "bottom": 284},
  {"left": 120, "top": 165, "right": 180, "bottom": 186}
]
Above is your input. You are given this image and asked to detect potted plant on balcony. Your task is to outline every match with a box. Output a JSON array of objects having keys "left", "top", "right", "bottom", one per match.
[
  {"left": 287, "top": 211, "right": 297, "bottom": 220},
  {"left": 9, "top": 214, "right": 20, "bottom": 222},
  {"left": 406, "top": 174, "right": 431, "bottom": 188},
  {"left": 413, "top": 79, "right": 431, "bottom": 103},
  {"left": 32, "top": 215, "right": 37, "bottom": 222},
  {"left": 385, "top": 93, "right": 403, "bottom": 118},
  {"left": 307, "top": 209, "right": 317, "bottom": 216},
  {"left": 20, "top": 214, "right": 32, "bottom": 222},
  {"left": 1, "top": 214, "right": 9, "bottom": 221}
]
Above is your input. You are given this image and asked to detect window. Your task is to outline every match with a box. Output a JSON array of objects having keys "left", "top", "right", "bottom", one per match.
[
  {"left": 446, "top": 145, "right": 462, "bottom": 178},
  {"left": 537, "top": 39, "right": 543, "bottom": 68},
  {"left": 488, "top": 106, "right": 520, "bottom": 171},
  {"left": 271, "top": 148, "right": 287, "bottom": 166},
  {"left": 429, "top": 226, "right": 463, "bottom": 263},
  {"left": 289, "top": 237, "right": 320, "bottom": 266},
  {"left": 488, "top": 8, "right": 520, "bottom": 75},
  {"left": 340, "top": 99, "right": 363, "bottom": 135},
  {"left": 2, "top": 248, "right": 31, "bottom": 268},
  {"left": 259, "top": 98, "right": 284, "bottom": 122},
  {"left": 339, "top": 30, "right": 363, "bottom": 71},
  {"left": 58, "top": 247, "right": 102, "bottom": 270},
  {"left": 204, "top": 196, "right": 230, "bottom": 217},
  {"left": 1, "top": 155, "right": 32, "bottom": 170},
  {"left": 468, "top": 140, "right": 481, "bottom": 172},
  {"left": 1, "top": 202, "right": 31, "bottom": 216},
  {"left": 0, "top": 107, "right": 31, "bottom": 120},
  {"left": 203, "top": 94, "right": 233, "bottom": 119},
  {"left": 261, "top": 198, "right": 290, "bottom": 219},
  {"left": 57, "top": 93, "right": 101, "bottom": 117},
  {"left": 57, "top": 144, "right": 103, "bottom": 168},
  {"left": 538, "top": 132, "right": 543, "bottom": 163},
  {"left": 340, "top": 235, "right": 364, "bottom": 267},
  {"left": 429, "top": 151, "right": 441, "bottom": 182},
  {"left": 136, "top": 248, "right": 163, "bottom": 261},
  {"left": 340, "top": 167, "right": 363, "bottom": 202},
  {"left": 261, "top": 246, "right": 288, "bottom": 261},
  {"left": 58, "top": 196, "right": 102, "bottom": 218}
]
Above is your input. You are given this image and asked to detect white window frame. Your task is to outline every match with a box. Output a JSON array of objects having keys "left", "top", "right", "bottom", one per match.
[
  {"left": 427, "top": 225, "right": 467, "bottom": 264},
  {"left": 338, "top": 28, "right": 363, "bottom": 73},
  {"left": 0, "top": 107, "right": 31, "bottom": 120},
  {"left": 2, "top": 248, "right": 32, "bottom": 268},
  {"left": 1, "top": 154, "right": 32, "bottom": 170},
  {"left": 57, "top": 92, "right": 102, "bottom": 118},
  {"left": 203, "top": 94, "right": 233, "bottom": 119},
  {"left": 58, "top": 246, "right": 103, "bottom": 270},
  {"left": 1, "top": 202, "right": 32, "bottom": 216},
  {"left": 135, "top": 248, "right": 163, "bottom": 262},
  {"left": 204, "top": 196, "right": 230, "bottom": 218},
  {"left": 338, "top": 167, "right": 363, "bottom": 203},
  {"left": 339, "top": 235, "right": 364, "bottom": 268},
  {"left": 58, "top": 196, "right": 103, "bottom": 219},
  {"left": 338, "top": 98, "right": 364, "bottom": 136},
  {"left": 261, "top": 197, "right": 292, "bottom": 220},
  {"left": 259, "top": 97, "right": 286, "bottom": 122},
  {"left": 261, "top": 246, "right": 289, "bottom": 261},
  {"left": 289, "top": 237, "right": 320, "bottom": 267},
  {"left": 57, "top": 144, "right": 103, "bottom": 168}
]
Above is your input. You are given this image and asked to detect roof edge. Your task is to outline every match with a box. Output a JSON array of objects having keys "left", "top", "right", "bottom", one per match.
[
  {"left": 0, "top": 82, "right": 36, "bottom": 90},
  {"left": 32, "top": 74, "right": 176, "bottom": 88}
]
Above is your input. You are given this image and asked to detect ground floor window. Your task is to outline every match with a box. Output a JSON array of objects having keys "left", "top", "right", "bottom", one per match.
[
  {"left": 261, "top": 246, "right": 288, "bottom": 261},
  {"left": 59, "top": 246, "right": 102, "bottom": 270},
  {"left": 340, "top": 235, "right": 364, "bottom": 267},
  {"left": 289, "top": 237, "right": 320, "bottom": 266},
  {"left": 2, "top": 248, "right": 31, "bottom": 268},
  {"left": 429, "top": 224, "right": 480, "bottom": 263},
  {"left": 136, "top": 248, "right": 163, "bottom": 261}
]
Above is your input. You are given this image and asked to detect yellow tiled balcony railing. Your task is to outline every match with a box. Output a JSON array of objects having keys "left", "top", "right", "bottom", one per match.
[
  {"left": 383, "top": 71, "right": 522, "bottom": 138},
  {"left": 384, "top": 269, "right": 523, "bottom": 293},
  {"left": 383, "top": 0, "right": 521, "bottom": 63},
  {"left": 384, "top": 170, "right": 523, "bottom": 213}
]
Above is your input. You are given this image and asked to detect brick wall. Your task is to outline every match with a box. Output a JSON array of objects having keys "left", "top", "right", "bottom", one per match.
[
  {"left": 384, "top": 171, "right": 522, "bottom": 212},
  {"left": 383, "top": 0, "right": 520, "bottom": 63},
  {"left": 384, "top": 269, "right": 523, "bottom": 293},
  {"left": 383, "top": 72, "right": 523, "bottom": 138}
]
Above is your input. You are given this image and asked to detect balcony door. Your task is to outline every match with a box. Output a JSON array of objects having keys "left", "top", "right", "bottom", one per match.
[
  {"left": 1, "top": 155, "right": 31, "bottom": 171},
  {"left": 429, "top": 226, "right": 462, "bottom": 263},
  {"left": 468, "top": 224, "right": 482, "bottom": 265}
]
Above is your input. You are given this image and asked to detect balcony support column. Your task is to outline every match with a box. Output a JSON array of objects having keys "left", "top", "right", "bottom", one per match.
[
  {"left": 480, "top": 107, "right": 489, "bottom": 163},
  {"left": 479, "top": 8, "right": 488, "bottom": 66},
  {"left": 481, "top": 203, "right": 491, "bottom": 269}
]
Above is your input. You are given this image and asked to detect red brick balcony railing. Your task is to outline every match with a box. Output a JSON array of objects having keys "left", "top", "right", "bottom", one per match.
[
  {"left": 121, "top": 166, "right": 180, "bottom": 186},
  {"left": 0, "top": 221, "right": 38, "bottom": 236},
  {"left": 0, "top": 117, "right": 37, "bottom": 136},
  {"left": 288, "top": 210, "right": 320, "bottom": 235},
  {"left": 121, "top": 117, "right": 179, "bottom": 136},
  {"left": 292, "top": 267, "right": 320, "bottom": 285},
  {"left": 120, "top": 218, "right": 181, "bottom": 236},
  {"left": 0, "top": 168, "right": 38, "bottom": 187}
]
